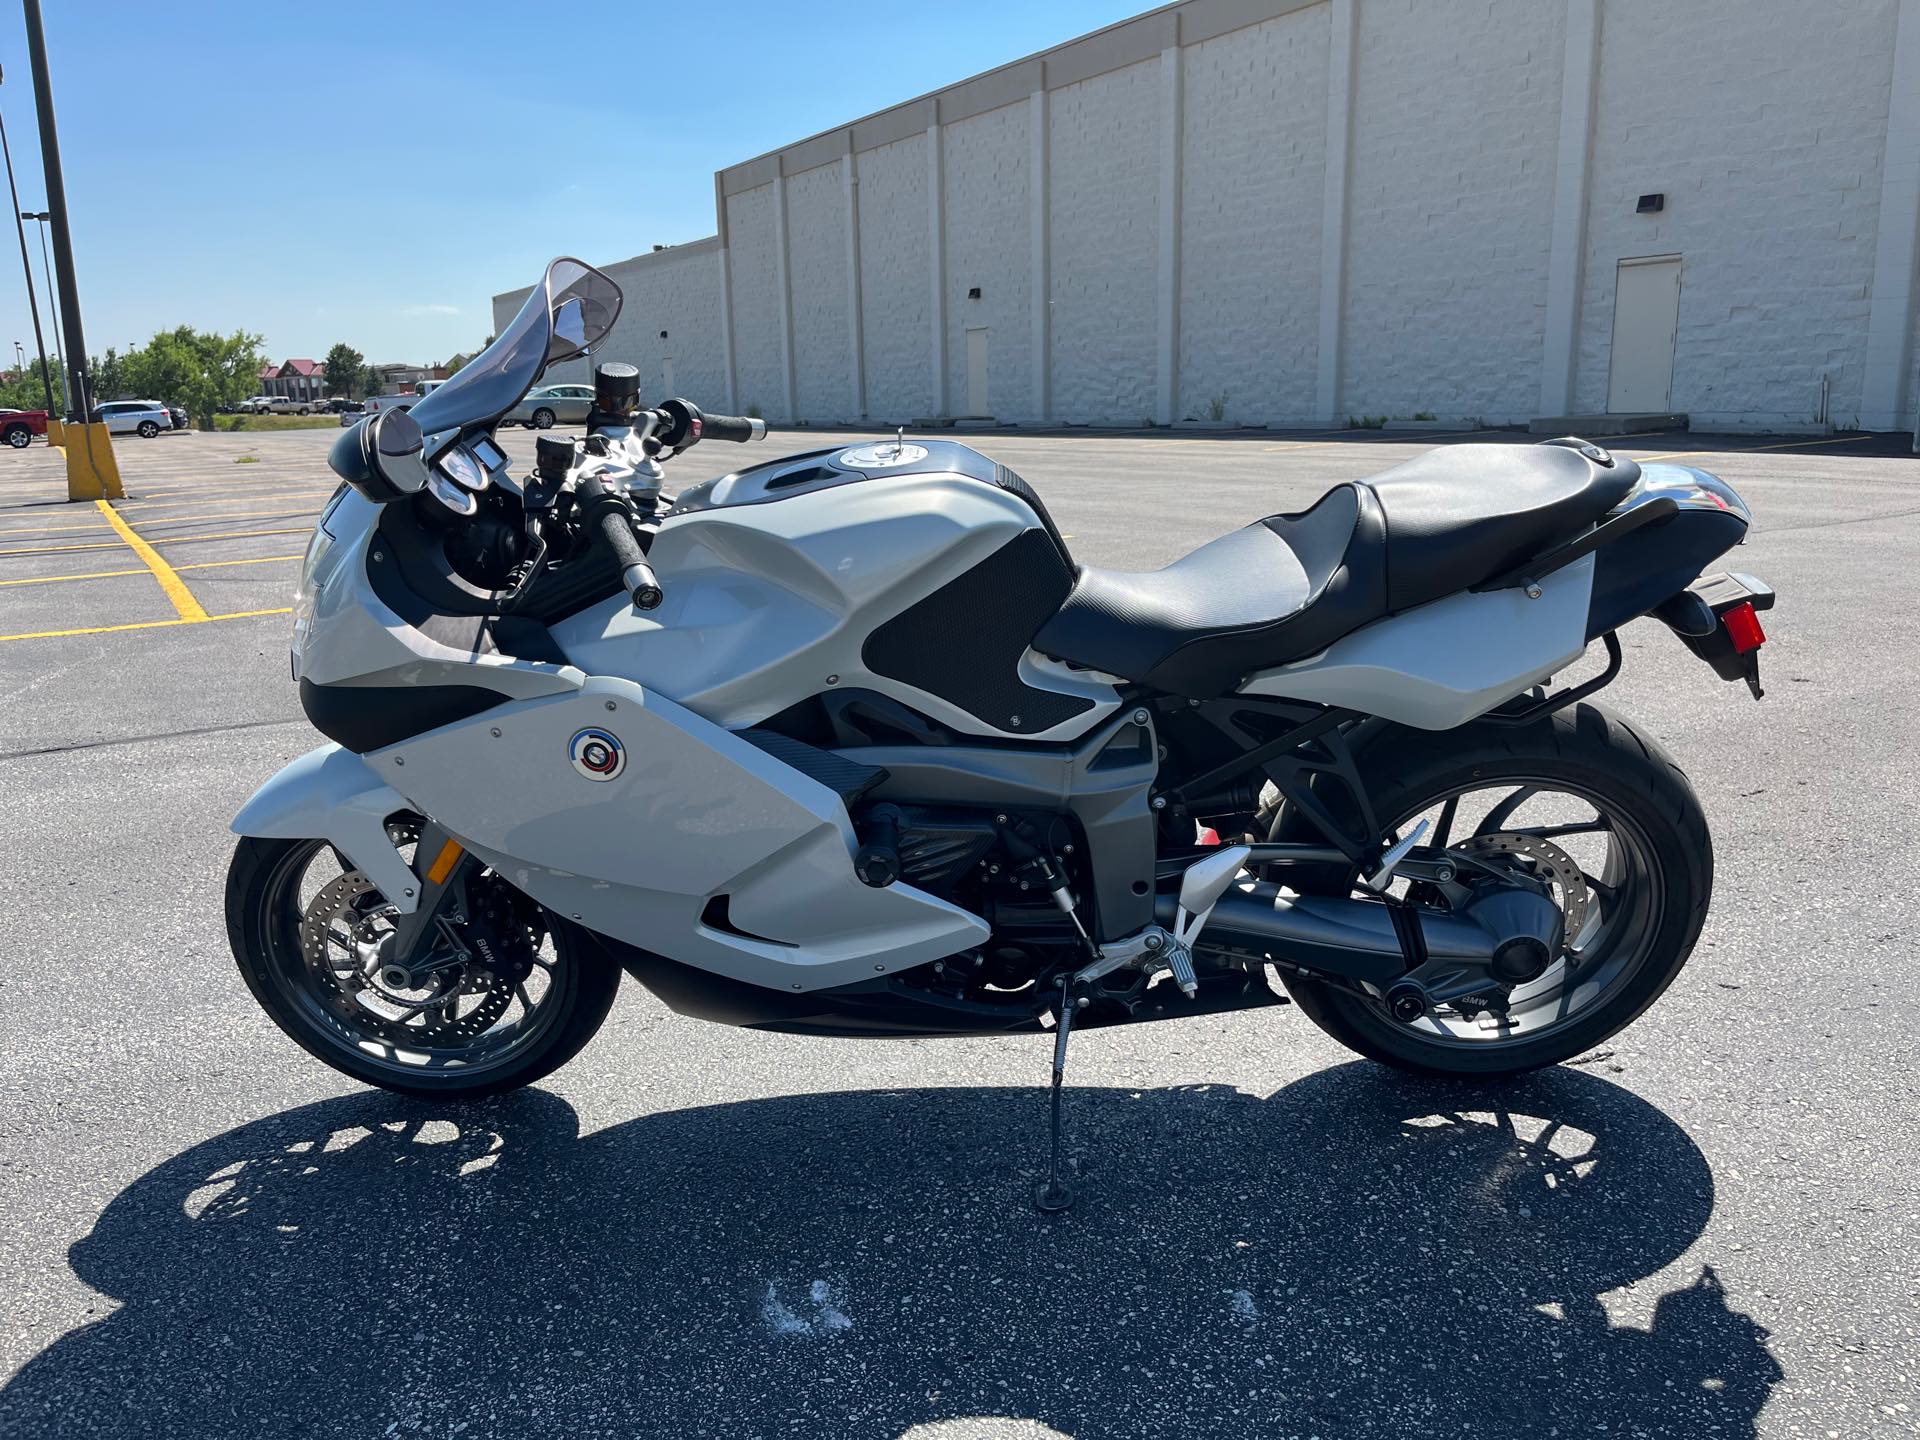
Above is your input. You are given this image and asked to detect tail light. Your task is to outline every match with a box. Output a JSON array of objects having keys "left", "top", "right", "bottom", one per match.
[{"left": 1723, "top": 601, "right": 1766, "bottom": 654}]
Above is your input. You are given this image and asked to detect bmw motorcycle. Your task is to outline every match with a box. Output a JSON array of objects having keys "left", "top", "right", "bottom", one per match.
[{"left": 228, "top": 259, "right": 1774, "bottom": 1208}]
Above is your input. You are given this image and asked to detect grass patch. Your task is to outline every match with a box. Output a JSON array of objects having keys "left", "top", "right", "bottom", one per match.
[
  {"left": 215, "top": 414, "right": 341, "bottom": 432},
  {"left": 234, "top": 455, "right": 260, "bottom": 464}
]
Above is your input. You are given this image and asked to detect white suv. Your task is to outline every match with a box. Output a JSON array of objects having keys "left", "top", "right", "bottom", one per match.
[{"left": 94, "top": 400, "right": 173, "bottom": 438}]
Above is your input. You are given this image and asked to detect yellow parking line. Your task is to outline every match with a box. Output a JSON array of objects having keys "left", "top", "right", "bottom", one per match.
[
  {"left": 1, "top": 525, "right": 313, "bottom": 557},
  {"left": 0, "top": 553, "right": 303, "bottom": 587},
  {"left": 151, "top": 526, "right": 313, "bottom": 546},
  {"left": 95, "top": 500, "right": 209, "bottom": 622},
  {"left": 0, "top": 564, "right": 151, "bottom": 586},
  {"left": 0, "top": 607, "right": 292, "bottom": 644},
  {"left": 175, "top": 554, "right": 303, "bottom": 572},
  {"left": 0, "top": 505, "right": 317, "bottom": 539}
]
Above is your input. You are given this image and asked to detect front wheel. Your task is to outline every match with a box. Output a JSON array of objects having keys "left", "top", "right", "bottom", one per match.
[
  {"left": 4, "top": 424, "right": 30, "bottom": 448},
  {"left": 137, "top": 420, "right": 159, "bottom": 438},
  {"left": 530, "top": 407, "right": 556, "bottom": 429},
  {"left": 1274, "top": 702, "right": 1712, "bottom": 1076},
  {"left": 225, "top": 835, "right": 622, "bottom": 1097}
]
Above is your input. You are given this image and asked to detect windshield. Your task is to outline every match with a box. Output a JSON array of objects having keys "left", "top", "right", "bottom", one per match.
[{"left": 406, "top": 257, "right": 621, "bottom": 436}]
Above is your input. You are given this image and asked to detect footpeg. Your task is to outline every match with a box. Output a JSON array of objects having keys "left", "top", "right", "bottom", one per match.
[{"left": 1362, "top": 818, "right": 1429, "bottom": 892}]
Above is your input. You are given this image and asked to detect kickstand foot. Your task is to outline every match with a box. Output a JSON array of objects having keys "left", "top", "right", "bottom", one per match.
[{"left": 1033, "top": 976, "right": 1078, "bottom": 1214}]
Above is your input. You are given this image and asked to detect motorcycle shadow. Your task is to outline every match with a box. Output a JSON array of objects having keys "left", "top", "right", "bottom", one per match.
[{"left": 1, "top": 1063, "right": 1780, "bottom": 1439}]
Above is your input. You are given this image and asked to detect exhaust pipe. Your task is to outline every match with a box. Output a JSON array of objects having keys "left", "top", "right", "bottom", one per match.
[{"left": 1189, "top": 880, "right": 1507, "bottom": 987}]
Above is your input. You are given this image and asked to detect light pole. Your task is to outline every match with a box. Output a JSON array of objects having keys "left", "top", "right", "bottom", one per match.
[
  {"left": 22, "top": 212, "right": 60, "bottom": 393},
  {"left": 0, "top": 78, "right": 54, "bottom": 414}
]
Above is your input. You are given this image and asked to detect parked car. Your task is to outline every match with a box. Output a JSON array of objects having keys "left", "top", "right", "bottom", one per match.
[
  {"left": 239, "top": 395, "right": 274, "bottom": 414},
  {"left": 362, "top": 394, "right": 418, "bottom": 418},
  {"left": 323, "top": 397, "right": 363, "bottom": 414},
  {"left": 93, "top": 400, "right": 173, "bottom": 438},
  {"left": 261, "top": 395, "right": 321, "bottom": 415},
  {"left": 505, "top": 382, "right": 595, "bottom": 428},
  {"left": 167, "top": 405, "right": 189, "bottom": 432},
  {"left": 0, "top": 407, "right": 49, "bottom": 448}
]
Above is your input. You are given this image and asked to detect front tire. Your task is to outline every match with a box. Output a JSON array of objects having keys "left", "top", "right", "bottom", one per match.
[
  {"left": 531, "top": 407, "right": 556, "bottom": 429},
  {"left": 226, "top": 836, "right": 621, "bottom": 1098},
  {"left": 137, "top": 420, "right": 159, "bottom": 438},
  {"left": 1275, "top": 702, "right": 1712, "bottom": 1076},
  {"left": 4, "top": 423, "right": 30, "bottom": 448}
]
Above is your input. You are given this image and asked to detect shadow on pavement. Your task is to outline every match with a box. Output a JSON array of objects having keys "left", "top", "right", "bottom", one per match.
[{"left": 0, "top": 1064, "right": 1779, "bottom": 1438}]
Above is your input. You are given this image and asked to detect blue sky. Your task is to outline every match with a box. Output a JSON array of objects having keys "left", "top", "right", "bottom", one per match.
[{"left": 0, "top": 1, "right": 1143, "bottom": 372}]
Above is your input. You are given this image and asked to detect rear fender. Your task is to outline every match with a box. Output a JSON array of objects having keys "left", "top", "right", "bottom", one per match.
[{"left": 230, "top": 743, "right": 421, "bottom": 914}]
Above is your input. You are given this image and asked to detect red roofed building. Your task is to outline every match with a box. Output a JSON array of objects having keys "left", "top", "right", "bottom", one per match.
[{"left": 262, "top": 358, "right": 327, "bottom": 404}]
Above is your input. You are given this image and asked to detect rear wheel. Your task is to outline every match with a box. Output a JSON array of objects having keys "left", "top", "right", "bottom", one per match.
[
  {"left": 226, "top": 834, "right": 621, "bottom": 1097},
  {"left": 531, "top": 407, "right": 556, "bottom": 429},
  {"left": 3, "top": 423, "right": 30, "bottom": 448},
  {"left": 136, "top": 420, "right": 159, "bottom": 438},
  {"left": 1273, "top": 702, "right": 1711, "bottom": 1076}
]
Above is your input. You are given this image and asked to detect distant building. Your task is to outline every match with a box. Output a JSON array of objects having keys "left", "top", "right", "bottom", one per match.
[
  {"left": 494, "top": 0, "right": 1920, "bottom": 434},
  {"left": 260, "top": 359, "right": 327, "bottom": 403},
  {"left": 367, "top": 362, "right": 448, "bottom": 395}
]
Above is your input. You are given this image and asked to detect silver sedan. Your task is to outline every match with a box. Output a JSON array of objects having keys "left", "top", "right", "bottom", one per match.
[{"left": 504, "top": 383, "right": 595, "bottom": 429}]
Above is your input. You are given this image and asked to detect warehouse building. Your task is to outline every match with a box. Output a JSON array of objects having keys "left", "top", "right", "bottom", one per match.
[{"left": 497, "top": 0, "right": 1920, "bottom": 434}]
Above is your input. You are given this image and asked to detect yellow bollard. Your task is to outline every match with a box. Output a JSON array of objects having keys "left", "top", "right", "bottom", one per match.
[
  {"left": 45, "top": 418, "right": 64, "bottom": 446},
  {"left": 64, "top": 421, "right": 124, "bottom": 501}
]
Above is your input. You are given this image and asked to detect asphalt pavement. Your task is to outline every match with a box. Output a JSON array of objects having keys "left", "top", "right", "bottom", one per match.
[{"left": 0, "top": 421, "right": 1915, "bottom": 1439}]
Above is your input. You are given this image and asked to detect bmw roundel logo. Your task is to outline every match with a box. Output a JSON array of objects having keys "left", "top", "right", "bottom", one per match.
[{"left": 568, "top": 726, "right": 626, "bottom": 782}]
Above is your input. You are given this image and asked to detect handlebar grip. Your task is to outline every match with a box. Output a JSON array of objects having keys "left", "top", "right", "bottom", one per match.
[
  {"left": 593, "top": 506, "right": 663, "bottom": 610},
  {"left": 698, "top": 412, "right": 767, "bottom": 443}
]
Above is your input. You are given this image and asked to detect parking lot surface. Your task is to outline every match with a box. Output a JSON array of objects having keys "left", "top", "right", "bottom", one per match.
[{"left": 1, "top": 422, "right": 1916, "bottom": 1439}]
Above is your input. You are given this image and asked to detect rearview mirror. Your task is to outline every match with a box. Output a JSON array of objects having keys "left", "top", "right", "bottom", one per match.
[{"left": 550, "top": 298, "right": 587, "bottom": 359}]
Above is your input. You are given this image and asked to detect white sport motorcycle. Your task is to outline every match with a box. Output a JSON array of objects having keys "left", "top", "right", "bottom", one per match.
[{"left": 229, "top": 259, "right": 1773, "bottom": 1207}]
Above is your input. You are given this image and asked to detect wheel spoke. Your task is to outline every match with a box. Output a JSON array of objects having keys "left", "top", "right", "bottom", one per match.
[
  {"left": 1478, "top": 785, "right": 1538, "bottom": 835},
  {"left": 1501, "top": 819, "right": 1611, "bottom": 839},
  {"left": 1431, "top": 796, "right": 1460, "bottom": 851}
]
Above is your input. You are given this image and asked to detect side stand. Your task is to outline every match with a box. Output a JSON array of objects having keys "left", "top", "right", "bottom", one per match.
[{"left": 1034, "top": 975, "right": 1079, "bottom": 1214}]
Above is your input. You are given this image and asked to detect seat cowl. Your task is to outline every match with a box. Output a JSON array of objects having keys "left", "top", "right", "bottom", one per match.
[{"left": 1365, "top": 443, "right": 1639, "bottom": 612}]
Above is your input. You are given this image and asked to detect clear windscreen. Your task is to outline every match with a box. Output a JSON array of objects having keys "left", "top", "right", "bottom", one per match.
[{"left": 406, "top": 258, "right": 622, "bottom": 435}]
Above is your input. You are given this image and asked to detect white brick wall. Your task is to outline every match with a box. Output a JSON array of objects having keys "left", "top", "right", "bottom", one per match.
[
  {"left": 1178, "top": 8, "right": 1329, "bottom": 424},
  {"left": 786, "top": 160, "right": 856, "bottom": 422},
  {"left": 942, "top": 101, "right": 1033, "bottom": 421},
  {"left": 1572, "top": 0, "right": 1900, "bottom": 427},
  {"left": 489, "top": 244, "right": 725, "bottom": 406},
  {"left": 725, "top": 183, "right": 788, "bottom": 421},
  {"left": 855, "top": 133, "right": 935, "bottom": 423},
  {"left": 1049, "top": 57, "right": 1163, "bottom": 425},
  {"left": 1340, "top": 0, "right": 1565, "bottom": 423},
  {"left": 498, "top": 0, "right": 1919, "bottom": 436}
]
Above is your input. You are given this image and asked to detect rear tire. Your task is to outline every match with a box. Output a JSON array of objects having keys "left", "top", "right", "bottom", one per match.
[
  {"left": 4, "top": 424, "right": 30, "bottom": 448},
  {"left": 137, "top": 420, "right": 159, "bottom": 438},
  {"left": 531, "top": 407, "right": 556, "bottom": 429},
  {"left": 226, "top": 836, "right": 622, "bottom": 1098},
  {"left": 1274, "top": 702, "right": 1711, "bottom": 1077}
]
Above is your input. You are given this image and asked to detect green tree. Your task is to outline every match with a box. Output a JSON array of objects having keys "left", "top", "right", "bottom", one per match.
[
  {"left": 323, "top": 342, "right": 365, "bottom": 399},
  {"left": 123, "top": 326, "right": 264, "bottom": 429},
  {"left": 0, "top": 355, "right": 64, "bottom": 413},
  {"left": 91, "top": 347, "right": 131, "bottom": 402},
  {"left": 443, "top": 352, "right": 469, "bottom": 376}
]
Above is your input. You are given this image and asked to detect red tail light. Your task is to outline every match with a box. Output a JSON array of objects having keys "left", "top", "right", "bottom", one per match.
[{"left": 1723, "top": 601, "right": 1766, "bottom": 653}]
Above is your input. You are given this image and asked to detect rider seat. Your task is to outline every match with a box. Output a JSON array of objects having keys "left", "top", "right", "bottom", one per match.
[{"left": 1032, "top": 443, "right": 1640, "bottom": 698}]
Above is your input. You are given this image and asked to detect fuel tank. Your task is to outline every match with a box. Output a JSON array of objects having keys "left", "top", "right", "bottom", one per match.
[{"left": 548, "top": 440, "right": 1120, "bottom": 742}]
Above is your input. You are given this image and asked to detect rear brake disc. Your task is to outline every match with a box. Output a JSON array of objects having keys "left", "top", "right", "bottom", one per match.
[{"left": 1453, "top": 832, "right": 1591, "bottom": 952}]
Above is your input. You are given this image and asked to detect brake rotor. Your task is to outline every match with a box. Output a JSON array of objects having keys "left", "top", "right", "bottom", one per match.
[
  {"left": 1453, "top": 832, "right": 1592, "bottom": 953},
  {"left": 298, "top": 869, "right": 524, "bottom": 1049}
]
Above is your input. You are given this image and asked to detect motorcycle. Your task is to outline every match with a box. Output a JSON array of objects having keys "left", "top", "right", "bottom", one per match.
[{"left": 227, "top": 258, "right": 1774, "bottom": 1209}]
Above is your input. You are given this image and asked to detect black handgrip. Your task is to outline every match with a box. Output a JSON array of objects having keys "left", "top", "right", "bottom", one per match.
[
  {"left": 698, "top": 412, "right": 768, "bottom": 443},
  {"left": 592, "top": 504, "right": 663, "bottom": 610}
]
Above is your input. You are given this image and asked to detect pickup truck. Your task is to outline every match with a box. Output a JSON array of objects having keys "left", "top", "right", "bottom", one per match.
[{"left": 0, "top": 408, "right": 49, "bottom": 448}]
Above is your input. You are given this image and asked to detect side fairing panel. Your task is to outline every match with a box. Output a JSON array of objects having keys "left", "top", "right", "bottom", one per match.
[
  {"left": 1239, "top": 556, "right": 1596, "bottom": 729},
  {"left": 548, "top": 473, "right": 1118, "bottom": 742},
  {"left": 370, "top": 674, "right": 987, "bottom": 991}
]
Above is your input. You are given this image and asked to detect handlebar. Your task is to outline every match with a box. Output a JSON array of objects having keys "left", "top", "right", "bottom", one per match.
[
  {"left": 576, "top": 473, "right": 663, "bottom": 610},
  {"left": 697, "top": 411, "right": 768, "bottom": 444},
  {"left": 652, "top": 398, "right": 768, "bottom": 451}
]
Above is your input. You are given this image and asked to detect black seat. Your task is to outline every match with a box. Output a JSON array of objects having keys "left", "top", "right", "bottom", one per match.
[{"left": 1033, "top": 442, "right": 1640, "bottom": 697}]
